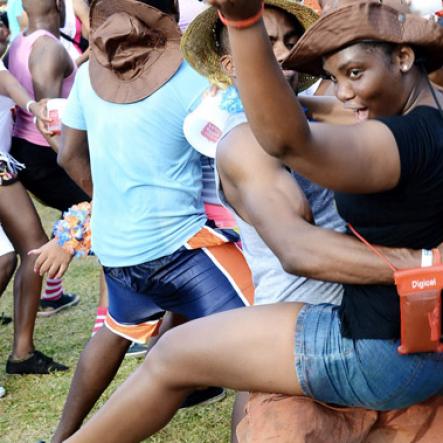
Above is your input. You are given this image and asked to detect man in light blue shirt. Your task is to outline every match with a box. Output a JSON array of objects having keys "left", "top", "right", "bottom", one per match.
[
  {"left": 63, "top": 61, "right": 209, "bottom": 268},
  {"left": 50, "top": 1, "right": 254, "bottom": 441}
]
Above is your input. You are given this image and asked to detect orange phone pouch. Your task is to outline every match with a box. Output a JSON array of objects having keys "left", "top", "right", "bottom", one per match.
[{"left": 394, "top": 265, "right": 443, "bottom": 354}]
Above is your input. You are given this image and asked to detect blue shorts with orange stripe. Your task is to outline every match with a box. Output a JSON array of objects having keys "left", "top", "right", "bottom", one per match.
[{"left": 103, "top": 225, "right": 254, "bottom": 343}]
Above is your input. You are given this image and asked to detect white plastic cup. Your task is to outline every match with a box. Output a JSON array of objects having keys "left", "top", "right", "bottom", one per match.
[
  {"left": 183, "top": 90, "right": 231, "bottom": 158},
  {"left": 46, "top": 98, "right": 68, "bottom": 134}
]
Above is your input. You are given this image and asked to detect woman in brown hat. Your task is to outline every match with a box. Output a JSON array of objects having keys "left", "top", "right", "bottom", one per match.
[{"left": 64, "top": 2, "right": 443, "bottom": 442}]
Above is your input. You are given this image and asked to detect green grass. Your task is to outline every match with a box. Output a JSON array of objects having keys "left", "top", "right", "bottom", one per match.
[{"left": 0, "top": 202, "right": 233, "bottom": 443}]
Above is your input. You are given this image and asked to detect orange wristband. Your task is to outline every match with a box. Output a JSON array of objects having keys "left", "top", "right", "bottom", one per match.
[{"left": 217, "top": 3, "right": 264, "bottom": 29}]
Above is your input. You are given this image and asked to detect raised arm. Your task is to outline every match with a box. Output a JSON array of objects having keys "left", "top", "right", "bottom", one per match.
[
  {"left": 209, "top": 1, "right": 400, "bottom": 194},
  {"left": 217, "top": 124, "right": 418, "bottom": 285}
]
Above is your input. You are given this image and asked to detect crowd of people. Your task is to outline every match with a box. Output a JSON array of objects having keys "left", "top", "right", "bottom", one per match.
[{"left": 1, "top": 0, "right": 443, "bottom": 442}]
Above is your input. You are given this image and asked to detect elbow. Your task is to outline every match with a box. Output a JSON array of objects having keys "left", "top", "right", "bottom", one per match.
[
  {"left": 279, "top": 249, "right": 321, "bottom": 279},
  {"left": 57, "top": 147, "right": 72, "bottom": 171},
  {"left": 261, "top": 132, "right": 311, "bottom": 163},
  {"left": 262, "top": 140, "right": 291, "bottom": 161}
]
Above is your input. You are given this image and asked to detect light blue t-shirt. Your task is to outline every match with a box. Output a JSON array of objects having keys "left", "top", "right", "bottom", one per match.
[
  {"left": 7, "top": 0, "right": 24, "bottom": 40},
  {"left": 63, "top": 62, "right": 209, "bottom": 267}
]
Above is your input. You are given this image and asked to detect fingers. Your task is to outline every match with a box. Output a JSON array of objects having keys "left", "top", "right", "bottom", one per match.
[
  {"left": 48, "top": 262, "right": 60, "bottom": 280},
  {"left": 55, "top": 263, "right": 67, "bottom": 279},
  {"left": 29, "top": 248, "right": 46, "bottom": 275},
  {"left": 28, "top": 247, "right": 42, "bottom": 256},
  {"left": 32, "top": 101, "right": 51, "bottom": 124},
  {"left": 28, "top": 243, "right": 72, "bottom": 278},
  {"left": 37, "top": 256, "right": 52, "bottom": 277},
  {"left": 39, "top": 125, "right": 56, "bottom": 138},
  {"left": 35, "top": 117, "right": 56, "bottom": 138}
]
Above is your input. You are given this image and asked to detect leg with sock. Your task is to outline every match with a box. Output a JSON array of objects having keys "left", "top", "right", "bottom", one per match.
[
  {"left": 0, "top": 182, "right": 68, "bottom": 374},
  {"left": 39, "top": 277, "right": 79, "bottom": 317}
]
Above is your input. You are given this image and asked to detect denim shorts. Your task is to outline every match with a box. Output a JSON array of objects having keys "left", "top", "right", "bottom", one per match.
[{"left": 295, "top": 304, "right": 443, "bottom": 411}]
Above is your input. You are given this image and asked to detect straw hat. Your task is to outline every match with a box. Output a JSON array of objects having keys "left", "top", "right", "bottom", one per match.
[
  {"left": 89, "top": 0, "right": 182, "bottom": 104},
  {"left": 283, "top": 0, "right": 443, "bottom": 76},
  {"left": 181, "top": 0, "right": 319, "bottom": 90}
]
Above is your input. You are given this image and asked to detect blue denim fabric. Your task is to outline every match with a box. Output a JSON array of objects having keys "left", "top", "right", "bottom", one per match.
[
  {"left": 295, "top": 304, "right": 443, "bottom": 411},
  {"left": 103, "top": 246, "right": 247, "bottom": 325}
]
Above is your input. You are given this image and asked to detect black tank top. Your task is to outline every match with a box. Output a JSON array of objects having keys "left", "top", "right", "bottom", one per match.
[{"left": 336, "top": 107, "right": 443, "bottom": 339}]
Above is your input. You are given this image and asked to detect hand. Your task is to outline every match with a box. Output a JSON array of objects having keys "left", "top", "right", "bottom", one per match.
[
  {"left": 28, "top": 239, "right": 73, "bottom": 279},
  {"left": 206, "top": 0, "right": 262, "bottom": 21},
  {"left": 32, "top": 99, "right": 57, "bottom": 139},
  {"left": 35, "top": 111, "right": 56, "bottom": 139},
  {"left": 29, "top": 98, "right": 51, "bottom": 125}
]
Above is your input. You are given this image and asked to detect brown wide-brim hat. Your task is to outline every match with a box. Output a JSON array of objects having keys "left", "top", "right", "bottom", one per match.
[
  {"left": 283, "top": 0, "right": 443, "bottom": 76},
  {"left": 181, "top": 0, "right": 320, "bottom": 91},
  {"left": 89, "top": 0, "right": 182, "bottom": 104}
]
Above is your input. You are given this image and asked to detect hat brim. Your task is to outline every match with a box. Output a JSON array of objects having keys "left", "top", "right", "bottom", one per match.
[
  {"left": 283, "top": 1, "right": 443, "bottom": 76},
  {"left": 181, "top": 0, "right": 319, "bottom": 91},
  {"left": 89, "top": 0, "right": 183, "bottom": 104}
]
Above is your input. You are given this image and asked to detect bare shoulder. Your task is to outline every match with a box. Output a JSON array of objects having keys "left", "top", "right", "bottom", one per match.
[
  {"left": 303, "top": 118, "right": 400, "bottom": 193},
  {"left": 30, "top": 35, "right": 71, "bottom": 72},
  {"left": 217, "top": 122, "right": 282, "bottom": 184},
  {"left": 31, "top": 34, "right": 64, "bottom": 56}
]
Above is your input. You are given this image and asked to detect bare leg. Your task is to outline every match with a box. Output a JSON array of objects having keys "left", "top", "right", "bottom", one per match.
[
  {"left": 0, "top": 183, "right": 47, "bottom": 359},
  {"left": 66, "top": 303, "right": 305, "bottom": 443},
  {"left": 51, "top": 327, "right": 130, "bottom": 443},
  {"left": 0, "top": 252, "right": 17, "bottom": 295}
]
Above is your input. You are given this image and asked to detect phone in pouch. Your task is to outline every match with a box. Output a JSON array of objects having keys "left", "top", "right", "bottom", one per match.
[{"left": 394, "top": 265, "right": 443, "bottom": 354}]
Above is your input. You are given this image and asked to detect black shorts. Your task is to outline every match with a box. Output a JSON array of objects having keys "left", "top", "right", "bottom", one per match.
[{"left": 11, "top": 137, "right": 90, "bottom": 212}]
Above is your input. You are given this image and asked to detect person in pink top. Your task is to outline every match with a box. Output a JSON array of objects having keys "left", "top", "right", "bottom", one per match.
[
  {"left": 0, "top": 59, "right": 70, "bottom": 378},
  {"left": 7, "top": 0, "right": 88, "bottom": 316}
]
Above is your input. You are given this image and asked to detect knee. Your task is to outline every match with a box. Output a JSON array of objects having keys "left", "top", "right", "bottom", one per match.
[{"left": 143, "top": 329, "right": 191, "bottom": 387}]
